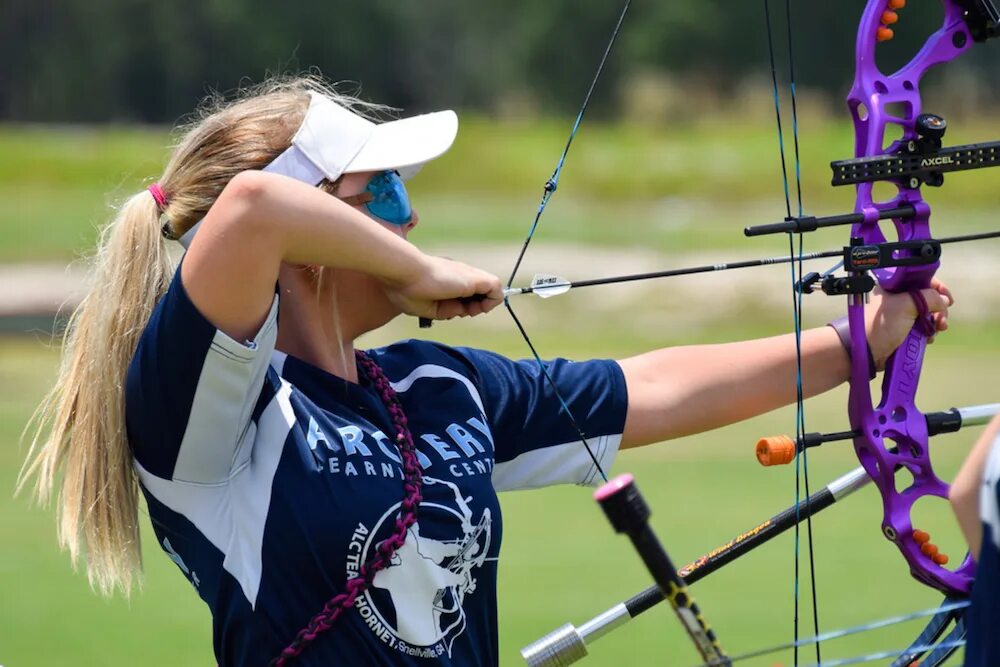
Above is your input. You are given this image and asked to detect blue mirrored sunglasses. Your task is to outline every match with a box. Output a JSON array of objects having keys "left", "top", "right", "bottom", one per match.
[{"left": 339, "top": 170, "right": 413, "bottom": 225}]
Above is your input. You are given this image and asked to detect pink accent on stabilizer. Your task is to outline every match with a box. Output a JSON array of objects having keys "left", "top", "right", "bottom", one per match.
[
  {"left": 593, "top": 473, "right": 635, "bottom": 502},
  {"left": 147, "top": 183, "right": 168, "bottom": 210}
]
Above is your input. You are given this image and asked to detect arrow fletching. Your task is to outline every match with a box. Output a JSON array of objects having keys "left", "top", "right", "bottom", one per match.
[{"left": 529, "top": 274, "right": 572, "bottom": 298}]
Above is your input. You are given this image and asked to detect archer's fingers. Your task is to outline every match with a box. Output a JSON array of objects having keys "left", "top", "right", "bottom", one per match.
[
  {"left": 930, "top": 310, "right": 949, "bottom": 338},
  {"left": 469, "top": 297, "right": 502, "bottom": 316},
  {"left": 919, "top": 287, "right": 952, "bottom": 314},
  {"left": 928, "top": 279, "right": 955, "bottom": 307},
  {"left": 921, "top": 284, "right": 953, "bottom": 343},
  {"left": 435, "top": 296, "right": 501, "bottom": 320}
]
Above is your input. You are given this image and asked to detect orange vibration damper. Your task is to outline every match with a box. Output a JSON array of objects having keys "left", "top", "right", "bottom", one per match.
[
  {"left": 755, "top": 437, "right": 951, "bottom": 564},
  {"left": 912, "top": 529, "right": 949, "bottom": 565},
  {"left": 877, "top": 0, "right": 907, "bottom": 42},
  {"left": 755, "top": 435, "right": 797, "bottom": 467}
]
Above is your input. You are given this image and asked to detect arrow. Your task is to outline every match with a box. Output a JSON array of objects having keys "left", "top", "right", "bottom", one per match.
[
  {"left": 504, "top": 230, "right": 1000, "bottom": 300},
  {"left": 505, "top": 249, "right": 844, "bottom": 299},
  {"left": 419, "top": 229, "right": 1000, "bottom": 327},
  {"left": 422, "top": 250, "right": 841, "bottom": 326}
]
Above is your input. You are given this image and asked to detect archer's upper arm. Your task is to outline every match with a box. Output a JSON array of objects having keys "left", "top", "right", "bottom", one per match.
[
  {"left": 126, "top": 267, "right": 279, "bottom": 484},
  {"left": 180, "top": 171, "right": 285, "bottom": 344}
]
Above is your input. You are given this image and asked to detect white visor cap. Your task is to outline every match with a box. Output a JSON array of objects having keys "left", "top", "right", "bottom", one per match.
[
  {"left": 178, "top": 92, "right": 457, "bottom": 248},
  {"left": 265, "top": 91, "right": 458, "bottom": 184}
]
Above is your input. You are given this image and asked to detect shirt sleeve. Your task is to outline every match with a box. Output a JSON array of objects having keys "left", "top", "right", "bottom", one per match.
[
  {"left": 966, "top": 432, "right": 1000, "bottom": 665},
  {"left": 980, "top": 432, "right": 1000, "bottom": 544},
  {"left": 454, "top": 347, "right": 628, "bottom": 491},
  {"left": 125, "top": 268, "right": 279, "bottom": 484}
]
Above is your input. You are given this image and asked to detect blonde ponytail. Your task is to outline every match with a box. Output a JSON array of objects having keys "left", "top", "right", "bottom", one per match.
[
  {"left": 19, "top": 73, "right": 385, "bottom": 596},
  {"left": 19, "top": 192, "right": 172, "bottom": 595}
]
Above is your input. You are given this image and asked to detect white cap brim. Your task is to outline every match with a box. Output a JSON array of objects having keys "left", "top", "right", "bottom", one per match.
[
  {"left": 179, "top": 94, "right": 456, "bottom": 249},
  {"left": 343, "top": 110, "right": 458, "bottom": 180}
]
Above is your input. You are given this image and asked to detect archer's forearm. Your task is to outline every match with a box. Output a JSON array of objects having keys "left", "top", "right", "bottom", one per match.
[
  {"left": 617, "top": 326, "right": 849, "bottom": 448},
  {"left": 950, "top": 413, "right": 1000, "bottom": 560},
  {"left": 182, "top": 171, "right": 427, "bottom": 341}
]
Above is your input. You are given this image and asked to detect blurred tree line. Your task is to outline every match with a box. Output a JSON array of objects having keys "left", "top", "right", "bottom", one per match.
[{"left": 2, "top": 0, "right": 998, "bottom": 123}]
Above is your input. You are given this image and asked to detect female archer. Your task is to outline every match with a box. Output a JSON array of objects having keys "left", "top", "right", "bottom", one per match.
[{"left": 20, "top": 75, "right": 952, "bottom": 666}]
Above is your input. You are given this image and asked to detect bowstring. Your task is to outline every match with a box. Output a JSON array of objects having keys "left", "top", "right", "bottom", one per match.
[
  {"left": 764, "top": 1, "right": 819, "bottom": 664},
  {"left": 506, "top": 1, "right": 631, "bottom": 289},
  {"left": 505, "top": 0, "right": 632, "bottom": 485},
  {"left": 784, "top": 0, "right": 822, "bottom": 661}
]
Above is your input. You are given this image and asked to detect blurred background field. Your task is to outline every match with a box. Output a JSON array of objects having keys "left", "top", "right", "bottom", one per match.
[
  {"left": 4, "top": 114, "right": 1000, "bottom": 263},
  {"left": 4, "top": 1, "right": 1000, "bottom": 665}
]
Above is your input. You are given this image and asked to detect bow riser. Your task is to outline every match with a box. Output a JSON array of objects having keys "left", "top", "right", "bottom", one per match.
[
  {"left": 848, "top": 320, "right": 977, "bottom": 592},
  {"left": 849, "top": 1, "right": 974, "bottom": 290},
  {"left": 850, "top": 1, "right": 973, "bottom": 161},
  {"left": 845, "top": 0, "right": 983, "bottom": 596},
  {"left": 518, "top": 1, "right": 1000, "bottom": 660}
]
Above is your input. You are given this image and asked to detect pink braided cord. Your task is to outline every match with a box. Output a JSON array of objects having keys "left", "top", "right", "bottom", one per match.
[{"left": 270, "top": 351, "right": 424, "bottom": 666}]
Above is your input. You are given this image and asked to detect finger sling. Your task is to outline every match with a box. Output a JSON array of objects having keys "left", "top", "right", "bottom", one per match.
[
  {"left": 270, "top": 351, "right": 424, "bottom": 666},
  {"left": 908, "top": 288, "right": 937, "bottom": 337}
]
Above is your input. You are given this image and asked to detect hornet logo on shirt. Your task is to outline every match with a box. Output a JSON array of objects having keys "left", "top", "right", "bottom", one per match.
[{"left": 346, "top": 476, "right": 493, "bottom": 658}]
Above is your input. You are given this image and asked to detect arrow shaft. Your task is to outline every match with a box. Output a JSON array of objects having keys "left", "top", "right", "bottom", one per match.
[
  {"left": 510, "top": 249, "right": 843, "bottom": 297},
  {"left": 507, "top": 229, "right": 1000, "bottom": 299}
]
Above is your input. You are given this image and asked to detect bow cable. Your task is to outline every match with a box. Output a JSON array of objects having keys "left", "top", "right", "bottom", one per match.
[
  {"left": 689, "top": 599, "right": 968, "bottom": 667},
  {"left": 763, "top": 1, "right": 821, "bottom": 663},
  {"left": 785, "top": 0, "right": 824, "bottom": 659}
]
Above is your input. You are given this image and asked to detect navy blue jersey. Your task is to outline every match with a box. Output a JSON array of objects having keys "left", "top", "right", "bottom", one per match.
[
  {"left": 125, "top": 270, "right": 627, "bottom": 666},
  {"left": 964, "top": 433, "right": 1000, "bottom": 667}
]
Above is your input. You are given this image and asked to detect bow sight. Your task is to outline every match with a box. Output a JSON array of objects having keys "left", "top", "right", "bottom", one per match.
[
  {"left": 831, "top": 114, "right": 1000, "bottom": 189},
  {"left": 747, "top": 106, "right": 1000, "bottom": 297},
  {"left": 746, "top": 111, "right": 1000, "bottom": 238}
]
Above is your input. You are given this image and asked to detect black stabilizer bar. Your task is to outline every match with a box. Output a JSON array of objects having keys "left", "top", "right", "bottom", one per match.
[{"left": 744, "top": 206, "right": 915, "bottom": 237}]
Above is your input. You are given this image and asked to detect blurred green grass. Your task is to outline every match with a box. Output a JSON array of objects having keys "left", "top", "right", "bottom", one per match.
[
  {"left": 3, "top": 116, "right": 999, "bottom": 262},
  {"left": 3, "top": 118, "right": 1000, "bottom": 665}
]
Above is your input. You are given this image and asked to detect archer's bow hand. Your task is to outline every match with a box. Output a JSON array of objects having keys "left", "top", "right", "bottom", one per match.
[{"left": 867, "top": 279, "right": 954, "bottom": 370}]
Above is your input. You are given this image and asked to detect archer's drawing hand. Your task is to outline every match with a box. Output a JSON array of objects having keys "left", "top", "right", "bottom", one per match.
[
  {"left": 867, "top": 279, "right": 953, "bottom": 370},
  {"left": 385, "top": 254, "right": 503, "bottom": 321}
]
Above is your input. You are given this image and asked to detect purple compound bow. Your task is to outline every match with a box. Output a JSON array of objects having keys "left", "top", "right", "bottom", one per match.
[
  {"left": 748, "top": 0, "right": 1000, "bottom": 599},
  {"left": 840, "top": 0, "right": 997, "bottom": 596}
]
